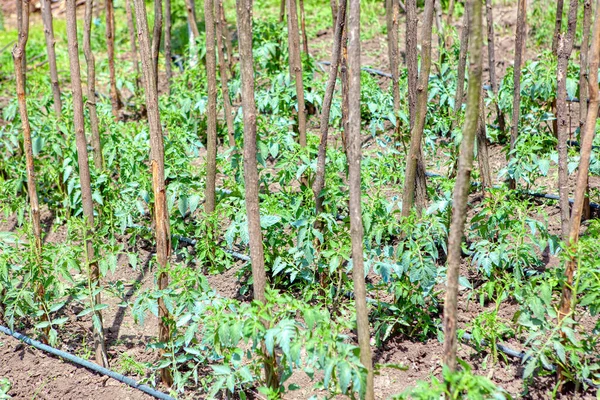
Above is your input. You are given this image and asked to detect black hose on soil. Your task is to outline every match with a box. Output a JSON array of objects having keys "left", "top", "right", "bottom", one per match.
[
  {"left": 0, "top": 325, "right": 175, "bottom": 400},
  {"left": 461, "top": 331, "right": 600, "bottom": 389}
]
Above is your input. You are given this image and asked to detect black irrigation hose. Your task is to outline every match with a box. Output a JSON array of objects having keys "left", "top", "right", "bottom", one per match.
[
  {"left": 0, "top": 325, "right": 175, "bottom": 400},
  {"left": 461, "top": 331, "right": 600, "bottom": 389},
  {"left": 567, "top": 139, "right": 600, "bottom": 151},
  {"left": 318, "top": 61, "right": 393, "bottom": 79}
]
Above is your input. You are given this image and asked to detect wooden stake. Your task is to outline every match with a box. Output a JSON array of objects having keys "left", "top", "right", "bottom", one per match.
[{"left": 443, "top": 0, "right": 483, "bottom": 373}]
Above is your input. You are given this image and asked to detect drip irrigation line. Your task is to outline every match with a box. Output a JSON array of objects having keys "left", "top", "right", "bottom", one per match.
[
  {"left": 461, "top": 331, "right": 600, "bottom": 389},
  {"left": 318, "top": 61, "right": 393, "bottom": 79},
  {"left": 567, "top": 139, "right": 600, "bottom": 151},
  {"left": 0, "top": 325, "right": 175, "bottom": 400}
]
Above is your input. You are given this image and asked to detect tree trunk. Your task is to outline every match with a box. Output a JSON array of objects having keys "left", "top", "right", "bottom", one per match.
[
  {"left": 165, "top": 0, "right": 172, "bottom": 93},
  {"left": 65, "top": 0, "right": 108, "bottom": 368},
  {"left": 452, "top": 7, "right": 469, "bottom": 131},
  {"left": 477, "top": 88, "right": 491, "bottom": 193},
  {"left": 485, "top": 0, "right": 505, "bottom": 134},
  {"left": 286, "top": 0, "right": 307, "bottom": 147},
  {"left": 340, "top": 18, "right": 348, "bottom": 152},
  {"left": 125, "top": 0, "right": 140, "bottom": 88},
  {"left": 186, "top": 0, "right": 200, "bottom": 68},
  {"left": 13, "top": 0, "right": 48, "bottom": 342},
  {"left": 280, "top": 0, "right": 285, "bottom": 22},
  {"left": 235, "top": 0, "right": 279, "bottom": 389},
  {"left": 508, "top": 0, "right": 526, "bottom": 189},
  {"left": 313, "top": 0, "right": 346, "bottom": 222},
  {"left": 216, "top": 0, "right": 236, "bottom": 147},
  {"left": 40, "top": 0, "right": 61, "bottom": 117},
  {"left": 132, "top": 0, "right": 172, "bottom": 385},
  {"left": 579, "top": 0, "right": 592, "bottom": 221},
  {"left": 406, "top": 0, "right": 417, "bottom": 128},
  {"left": 557, "top": 0, "right": 600, "bottom": 387},
  {"left": 434, "top": 0, "right": 443, "bottom": 49},
  {"left": 443, "top": 0, "right": 483, "bottom": 373},
  {"left": 401, "top": 0, "right": 434, "bottom": 217},
  {"left": 205, "top": 0, "right": 218, "bottom": 214},
  {"left": 152, "top": 0, "right": 163, "bottom": 89},
  {"left": 347, "top": 0, "right": 374, "bottom": 396},
  {"left": 16, "top": 0, "right": 26, "bottom": 87},
  {"left": 386, "top": 0, "right": 400, "bottom": 116},
  {"left": 552, "top": 0, "right": 565, "bottom": 55},
  {"left": 219, "top": 3, "right": 234, "bottom": 73},
  {"left": 84, "top": 0, "right": 103, "bottom": 170},
  {"left": 298, "top": 0, "right": 309, "bottom": 55},
  {"left": 330, "top": 0, "right": 338, "bottom": 27},
  {"left": 446, "top": 0, "right": 455, "bottom": 26},
  {"left": 106, "top": 0, "right": 120, "bottom": 118},
  {"left": 556, "top": 0, "right": 578, "bottom": 241}
]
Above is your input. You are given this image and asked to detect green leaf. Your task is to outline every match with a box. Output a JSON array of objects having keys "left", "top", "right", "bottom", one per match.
[
  {"left": 260, "top": 215, "right": 281, "bottom": 228},
  {"left": 211, "top": 364, "right": 232, "bottom": 375}
]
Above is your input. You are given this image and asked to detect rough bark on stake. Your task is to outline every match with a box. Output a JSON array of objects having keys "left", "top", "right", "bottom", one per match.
[
  {"left": 65, "top": 0, "right": 109, "bottom": 368},
  {"left": 279, "top": 0, "right": 285, "bottom": 22},
  {"left": 330, "top": 0, "right": 338, "bottom": 26},
  {"left": 508, "top": 0, "right": 526, "bottom": 190},
  {"left": 152, "top": 0, "right": 163, "bottom": 89},
  {"left": 434, "top": 0, "right": 443, "bottom": 50},
  {"left": 125, "top": 0, "right": 140, "bottom": 88},
  {"left": 452, "top": 7, "right": 469, "bottom": 132},
  {"left": 106, "top": 0, "right": 121, "bottom": 118},
  {"left": 215, "top": 0, "right": 236, "bottom": 147},
  {"left": 405, "top": 0, "right": 428, "bottom": 213},
  {"left": 401, "top": 0, "right": 434, "bottom": 218},
  {"left": 552, "top": 0, "right": 565, "bottom": 55},
  {"left": 443, "top": 0, "right": 483, "bottom": 373},
  {"left": 446, "top": 0, "right": 455, "bottom": 26},
  {"left": 132, "top": 0, "right": 173, "bottom": 385},
  {"left": 286, "top": 0, "right": 307, "bottom": 147},
  {"left": 406, "top": 0, "right": 417, "bottom": 126},
  {"left": 557, "top": 0, "right": 600, "bottom": 387},
  {"left": 165, "top": 0, "right": 172, "bottom": 92},
  {"left": 340, "top": 18, "right": 349, "bottom": 152},
  {"left": 386, "top": 0, "right": 400, "bottom": 116},
  {"left": 347, "top": 0, "right": 374, "bottom": 396},
  {"left": 235, "top": 0, "right": 279, "bottom": 389},
  {"left": 205, "top": 0, "right": 218, "bottom": 214},
  {"left": 313, "top": 0, "right": 346, "bottom": 224},
  {"left": 16, "top": 0, "right": 26, "bottom": 87},
  {"left": 219, "top": 2, "right": 234, "bottom": 73},
  {"left": 556, "top": 0, "right": 578, "bottom": 241},
  {"left": 477, "top": 88, "right": 492, "bottom": 193},
  {"left": 185, "top": 0, "right": 200, "bottom": 49},
  {"left": 485, "top": 0, "right": 505, "bottom": 134},
  {"left": 299, "top": 0, "right": 309, "bottom": 54},
  {"left": 13, "top": 0, "right": 48, "bottom": 342},
  {"left": 40, "top": 0, "right": 61, "bottom": 116},
  {"left": 579, "top": 0, "right": 592, "bottom": 221},
  {"left": 84, "top": 0, "right": 103, "bottom": 170}
]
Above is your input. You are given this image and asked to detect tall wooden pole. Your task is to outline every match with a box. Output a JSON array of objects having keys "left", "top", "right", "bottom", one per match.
[
  {"left": 65, "top": 0, "right": 108, "bottom": 367},
  {"left": 84, "top": 0, "right": 103, "bottom": 171},
  {"left": 132, "top": 0, "right": 173, "bottom": 385},
  {"left": 286, "top": 0, "right": 307, "bottom": 147},
  {"left": 235, "top": 0, "right": 279, "bottom": 389},
  {"left": 556, "top": 0, "right": 579, "bottom": 240},
  {"left": 40, "top": 0, "right": 62, "bottom": 117},
  {"left": 443, "top": 0, "right": 483, "bottom": 373},
  {"left": 205, "top": 0, "right": 218, "bottom": 213},
  {"left": 557, "top": 0, "right": 600, "bottom": 386},
  {"left": 13, "top": 0, "right": 49, "bottom": 342},
  {"left": 347, "top": 0, "right": 374, "bottom": 395}
]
